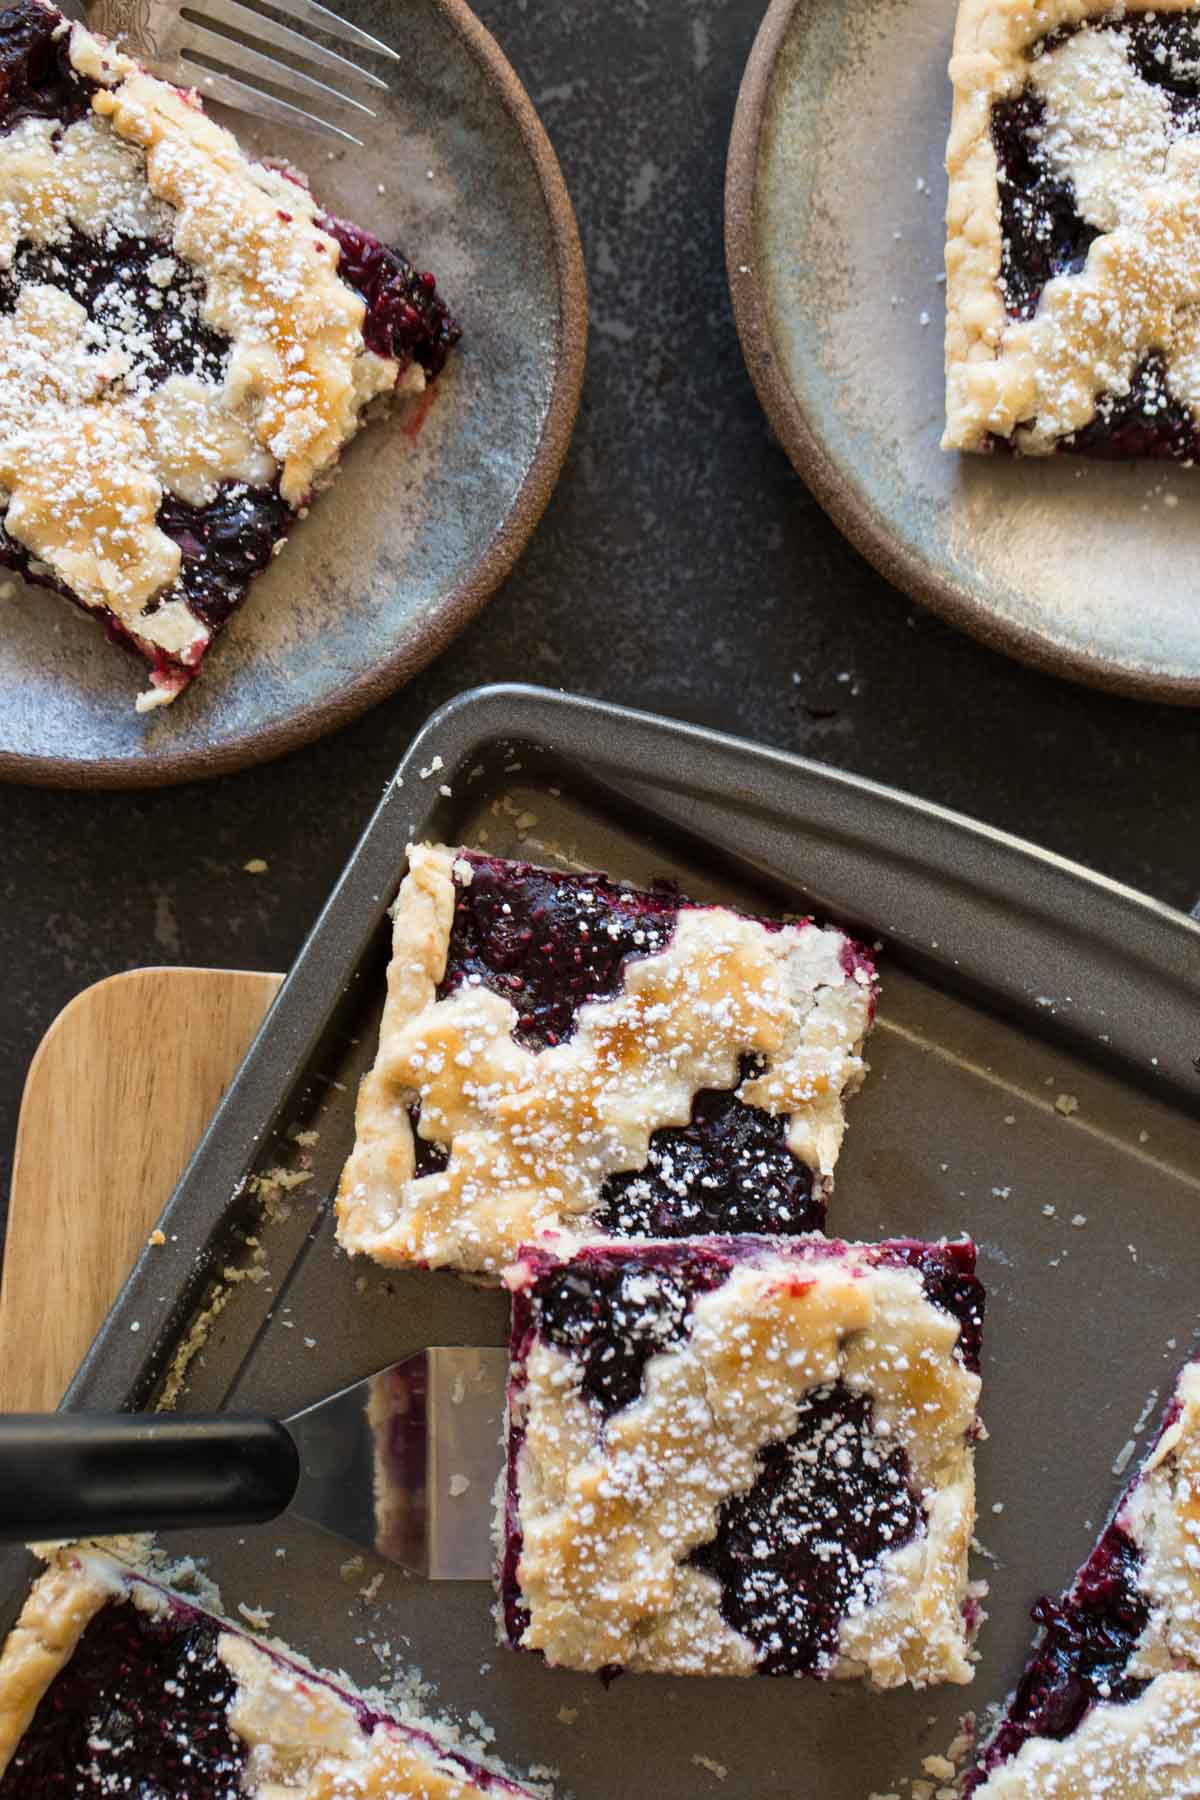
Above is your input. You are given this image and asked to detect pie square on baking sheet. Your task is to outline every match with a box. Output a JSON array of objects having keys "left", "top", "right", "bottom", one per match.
[
  {"left": 335, "top": 844, "right": 877, "bottom": 1276},
  {"left": 497, "top": 1234, "right": 985, "bottom": 1685}
]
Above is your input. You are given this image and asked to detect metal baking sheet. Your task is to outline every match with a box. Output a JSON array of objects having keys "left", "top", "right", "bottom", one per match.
[{"left": 4, "top": 681, "right": 1200, "bottom": 1799}]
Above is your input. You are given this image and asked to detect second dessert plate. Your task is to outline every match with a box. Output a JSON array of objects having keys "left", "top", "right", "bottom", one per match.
[
  {"left": 0, "top": 0, "right": 586, "bottom": 786},
  {"left": 3, "top": 683, "right": 1199, "bottom": 1798},
  {"left": 726, "top": 0, "right": 1200, "bottom": 702}
]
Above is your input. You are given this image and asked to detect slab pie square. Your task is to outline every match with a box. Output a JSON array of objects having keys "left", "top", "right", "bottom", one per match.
[
  {"left": 497, "top": 1235, "right": 985, "bottom": 1685},
  {"left": 944, "top": 0, "right": 1200, "bottom": 458},
  {"left": 335, "top": 845, "right": 878, "bottom": 1276}
]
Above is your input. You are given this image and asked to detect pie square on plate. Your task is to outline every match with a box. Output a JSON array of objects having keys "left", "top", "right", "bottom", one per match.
[
  {"left": 335, "top": 844, "right": 877, "bottom": 1276},
  {"left": 967, "top": 1355, "right": 1200, "bottom": 1798},
  {"left": 0, "top": 1543, "right": 544, "bottom": 1797},
  {"left": 497, "top": 1235, "right": 985, "bottom": 1685},
  {"left": 944, "top": 0, "right": 1200, "bottom": 457},
  {"left": 0, "top": 0, "right": 458, "bottom": 710}
]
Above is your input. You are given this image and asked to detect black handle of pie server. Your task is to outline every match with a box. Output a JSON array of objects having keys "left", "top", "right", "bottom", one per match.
[{"left": 0, "top": 1413, "right": 300, "bottom": 1541}]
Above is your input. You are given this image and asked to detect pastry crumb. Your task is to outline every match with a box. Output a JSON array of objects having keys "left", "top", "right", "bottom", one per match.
[
  {"left": 1055, "top": 1092, "right": 1079, "bottom": 1116},
  {"left": 556, "top": 1706, "right": 577, "bottom": 1725},
  {"left": 691, "top": 1755, "right": 728, "bottom": 1781},
  {"left": 1112, "top": 1438, "right": 1137, "bottom": 1476},
  {"left": 148, "top": 1229, "right": 166, "bottom": 1246},
  {"left": 236, "top": 1601, "right": 273, "bottom": 1629},
  {"left": 340, "top": 1556, "right": 366, "bottom": 1581},
  {"left": 448, "top": 1474, "right": 471, "bottom": 1497},
  {"left": 243, "top": 858, "right": 269, "bottom": 875}
]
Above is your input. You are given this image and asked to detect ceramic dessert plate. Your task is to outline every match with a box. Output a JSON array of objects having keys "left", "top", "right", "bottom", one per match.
[
  {"left": 4, "top": 684, "right": 1200, "bottom": 1798},
  {"left": 725, "top": 0, "right": 1200, "bottom": 702},
  {"left": 0, "top": 0, "right": 585, "bottom": 786}
]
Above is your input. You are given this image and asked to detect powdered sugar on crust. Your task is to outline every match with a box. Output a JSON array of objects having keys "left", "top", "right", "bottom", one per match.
[
  {"left": 335, "top": 845, "right": 875, "bottom": 1276},
  {"left": 943, "top": 0, "right": 1200, "bottom": 451},
  {"left": 974, "top": 1674, "right": 1200, "bottom": 1797},
  {"left": 503, "top": 1244, "right": 981, "bottom": 1685}
]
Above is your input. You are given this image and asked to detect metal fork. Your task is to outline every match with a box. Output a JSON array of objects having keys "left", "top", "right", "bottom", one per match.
[{"left": 83, "top": 0, "right": 398, "bottom": 144}]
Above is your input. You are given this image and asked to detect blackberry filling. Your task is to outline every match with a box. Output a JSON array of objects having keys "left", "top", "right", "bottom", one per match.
[
  {"left": 0, "top": 1602, "right": 247, "bottom": 1798},
  {"left": 527, "top": 1245, "right": 730, "bottom": 1417},
  {"left": 0, "top": 228, "right": 229, "bottom": 387},
  {"left": 966, "top": 1522, "right": 1150, "bottom": 1791},
  {"left": 438, "top": 853, "right": 678, "bottom": 1050},
  {"left": 595, "top": 1055, "right": 823, "bottom": 1238},
  {"left": 883, "top": 1238, "right": 985, "bottom": 1374},
  {"left": 0, "top": 0, "right": 92, "bottom": 133},
  {"left": 990, "top": 87, "right": 1100, "bottom": 321},
  {"left": 320, "top": 213, "right": 460, "bottom": 378},
  {"left": 1059, "top": 351, "right": 1200, "bottom": 461},
  {"left": 157, "top": 485, "right": 292, "bottom": 632},
  {"left": 689, "top": 1382, "right": 923, "bottom": 1675}
]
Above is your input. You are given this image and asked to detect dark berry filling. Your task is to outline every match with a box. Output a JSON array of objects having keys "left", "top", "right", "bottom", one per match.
[
  {"left": 320, "top": 213, "right": 460, "bottom": 379},
  {"left": 966, "top": 1521, "right": 1150, "bottom": 1792},
  {"left": 880, "top": 1238, "right": 985, "bottom": 1375},
  {"left": 156, "top": 484, "right": 292, "bottom": 633},
  {"left": 595, "top": 1055, "right": 823, "bottom": 1238},
  {"left": 0, "top": 0, "right": 93, "bottom": 133},
  {"left": 438, "top": 853, "right": 678, "bottom": 1050},
  {"left": 1059, "top": 350, "right": 1200, "bottom": 460},
  {"left": 990, "top": 87, "right": 1100, "bottom": 322},
  {"left": 410, "top": 1101, "right": 450, "bottom": 1175},
  {"left": 689, "top": 1381, "right": 922, "bottom": 1675},
  {"left": 0, "top": 1601, "right": 247, "bottom": 1797},
  {"left": 523, "top": 1245, "right": 730, "bottom": 1417},
  {"left": 0, "top": 228, "right": 229, "bottom": 387}
]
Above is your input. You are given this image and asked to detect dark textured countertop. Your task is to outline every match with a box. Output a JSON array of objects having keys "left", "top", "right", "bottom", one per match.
[{"left": 1, "top": 0, "right": 1197, "bottom": 1250}]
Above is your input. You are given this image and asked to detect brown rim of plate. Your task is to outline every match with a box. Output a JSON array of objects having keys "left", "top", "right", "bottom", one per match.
[
  {"left": 8, "top": 0, "right": 588, "bottom": 789},
  {"left": 724, "top": 0, "right": 1200, "bottom": 707}
]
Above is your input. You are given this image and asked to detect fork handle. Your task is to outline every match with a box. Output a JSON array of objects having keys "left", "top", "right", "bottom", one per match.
[{"left": 0, "top": 1414, "right": 300, "bottom": 1541}]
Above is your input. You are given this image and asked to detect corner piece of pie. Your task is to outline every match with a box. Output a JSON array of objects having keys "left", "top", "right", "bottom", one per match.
[
  {"left": 497, "top": 1235, "right": 986, "bottom": 1685},
  {"left": 335, "top": 844, "right": 878, "bottom": 1276},
  {"left": 0, "top": 0, "right": 459, "bottom": 710},
  {"left": 0, "top": 1542, "right": 546, "bottom": 1797},
  {"left": 944, "top": 0, "right": 1200, "bottom": 457},
  {"left": 966, "top": 1356, "right": 1200, "bottom": 1799}
]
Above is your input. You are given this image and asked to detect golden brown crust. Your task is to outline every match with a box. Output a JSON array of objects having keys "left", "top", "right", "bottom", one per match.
[
  {"left": 943, "top": 0, "right": 1200, "bottom": 451},
  {"left": 0, "top": 1553, "right": 116, "bottom": 1778},
  {"left": 220, "top": 1633, "right": 498, "bottom": 1798},
  {"left": 336, "top": 846, "right": 873, "bottom": 1276}
]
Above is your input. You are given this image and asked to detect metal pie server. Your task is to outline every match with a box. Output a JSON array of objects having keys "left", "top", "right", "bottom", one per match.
[{"left": 0, "top": 1348, "right": 508, "bottom": 1579}]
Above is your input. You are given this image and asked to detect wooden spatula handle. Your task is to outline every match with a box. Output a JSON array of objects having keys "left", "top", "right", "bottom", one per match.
[{"left": 0, "top": 1413, "right": 300, "bottom": 1541}]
